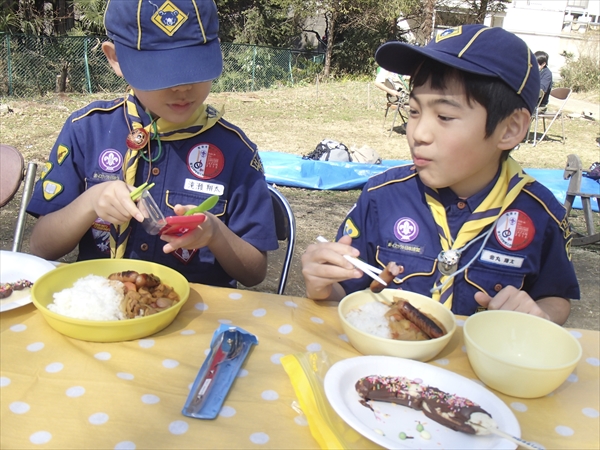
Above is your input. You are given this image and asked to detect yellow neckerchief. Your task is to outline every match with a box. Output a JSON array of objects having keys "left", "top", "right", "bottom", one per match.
[
  {"left": 425, "top": 157, "right": 534, "bottom": 309},
  {"left": 110, "top": 90, "right": 223, "bottom": 259}
]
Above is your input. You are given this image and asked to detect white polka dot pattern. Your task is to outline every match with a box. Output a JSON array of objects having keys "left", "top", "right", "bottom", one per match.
[
  {"left": 27, "top": 342, "right": 44, "bottom": 352},
  {"left": 9, "top": 401, "right": 30, "bottom": 414},
  {"left": 29, "top": 431, "right": 52, "bottom": 445},
  {"left": 10, "top": 324, "right": 26, "bottom": 332},
  {"left": 89, "top": 412, "right": 109, "bottom": 425},
  {"left": 114, "top": 441, "right": 136, "bottom": 450},
  {"left": 249, "top": 432, "right": 269, "bottom": 444},
  {"left": 168, "top": 420, "right": 188, "bottom": 435},
  {"left": 66, "top": 386, "right": 85, "bottom": 397}
]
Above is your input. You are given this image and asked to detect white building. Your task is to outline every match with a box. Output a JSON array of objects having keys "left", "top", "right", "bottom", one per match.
[{"left": 485, "top": 0, "right": 599, "bottom": 77}]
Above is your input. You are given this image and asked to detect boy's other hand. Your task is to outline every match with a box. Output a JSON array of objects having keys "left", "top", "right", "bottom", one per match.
[
  {"left": 160, "top": 204, "right": 215, "bottom": 254},
  {"left": 89, "top": 180, "right": 143, "bottom": 224},
  {"left": 301, "top": 234, "right": 362, "bottom": 300},
  {"left": 474, "top": 286, "right": 550, "bottom": 320}
]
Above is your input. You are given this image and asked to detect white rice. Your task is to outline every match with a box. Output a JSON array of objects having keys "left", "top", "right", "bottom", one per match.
[
  {"left": 48, "top": 275, "right": 126, "bottom": 321},
  {"left": 345, "top": 301, "right": 391, "bottom": 338}
]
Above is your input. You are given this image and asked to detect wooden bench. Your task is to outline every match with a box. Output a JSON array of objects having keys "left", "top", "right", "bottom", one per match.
[{"left": 563, "top": 154, "right": 600, "bottom": 246}]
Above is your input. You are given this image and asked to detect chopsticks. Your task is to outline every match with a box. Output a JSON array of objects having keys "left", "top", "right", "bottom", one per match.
[
  {"left": 316, "top": 236, "right": 387, "bottom": 286},
  {"left": 130, "top": 182, "right": 155, "bottom": 202}
]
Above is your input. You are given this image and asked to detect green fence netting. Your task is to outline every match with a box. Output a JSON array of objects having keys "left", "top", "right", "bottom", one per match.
[{"left": 0, "top": 33, "right": 324, "bottom": 97}]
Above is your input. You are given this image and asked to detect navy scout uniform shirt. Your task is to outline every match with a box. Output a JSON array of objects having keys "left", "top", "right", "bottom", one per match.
[
  {"left": 27, "top": 96, "right": 279, "bottom": 287},
  {"left": 338, "top": 165, "right": 580, "bottom": 316}
]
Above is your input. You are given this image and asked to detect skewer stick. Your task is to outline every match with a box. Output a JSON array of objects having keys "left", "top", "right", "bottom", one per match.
[{"left": 468, "top": 422, "right": 543, "bottom": 449}]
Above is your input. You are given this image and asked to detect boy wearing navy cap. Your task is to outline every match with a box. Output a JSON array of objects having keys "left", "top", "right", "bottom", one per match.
[
  {"left": 302, "top": 25, "right": 578, "bottom": 324},
  {"left": 27, "top": 0, "right": 278, "bottom": 288}
]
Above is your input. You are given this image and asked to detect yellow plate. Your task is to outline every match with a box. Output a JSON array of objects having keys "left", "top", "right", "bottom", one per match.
[{"left": 31, "top": 259, "right": 190, "bottom": 342}]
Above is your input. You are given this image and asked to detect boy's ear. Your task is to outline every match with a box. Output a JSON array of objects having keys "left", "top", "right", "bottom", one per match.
[
  {"left": 498, "top": 109, "right": 531, "bottom": 150},
  {"left": 102, "top": 42, "right": 123, "bottom": 78}
]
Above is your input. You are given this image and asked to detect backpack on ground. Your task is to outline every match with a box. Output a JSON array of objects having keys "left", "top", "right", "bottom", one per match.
[
  {"left": 348, "top": 145, "right": 382, "bottom": 164},
  {"left": 583, "top": 162, "right": 600, "bottom": 181},
  {"left": 302, "top": 139, "right": 351, "bottom": 162}
]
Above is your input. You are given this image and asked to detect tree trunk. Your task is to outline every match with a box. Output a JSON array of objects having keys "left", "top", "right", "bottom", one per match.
[
  {"left": 475, "top": 0, "right": 489, "bottom": 24},
  {"left": 323, "top": 10, "right": 335, "bottom": 79},
  {"left": 56, "top": 62, "right": 69, "bottom": 93},
  {"left": 422, "top": 0, "right": 435, "bottom": 44}
]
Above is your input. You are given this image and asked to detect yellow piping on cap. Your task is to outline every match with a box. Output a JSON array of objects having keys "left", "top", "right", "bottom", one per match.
[
  {"left": 136, "top": 0, "right": 143, "bottom": 50},
  {"left": 457, "top": 27, "right": 491, "bottom": 58},
  {"left": 103, "top": 0, "right": 112, "bottom": 30},
  {"left": 193, "top": 0, "right": 208, "bottom": 43},
  {"left": 517, "top": 48, "right": 534, "bottom": 95}
]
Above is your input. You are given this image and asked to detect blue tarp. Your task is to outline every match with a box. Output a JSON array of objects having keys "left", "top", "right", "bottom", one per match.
[{"left": 259, "top": 151, "right": 599, "bottom": 212}]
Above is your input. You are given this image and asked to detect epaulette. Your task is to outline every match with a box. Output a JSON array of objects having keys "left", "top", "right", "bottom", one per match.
[
  {"left": 523, "top": 180, "right": 568, "bottom": 225},
  {"left": 71, "top": 97, "right": 126, "bottom": 124},
  {"left": 367, "top": 163, "right": 417, "bottom": 192},
  {"left": 215, "top": 117, "right": 256, "bottom": 152}
]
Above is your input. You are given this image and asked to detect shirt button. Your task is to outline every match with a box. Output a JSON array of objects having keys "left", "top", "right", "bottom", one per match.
[
  {"left": 494, "top": 283, "right": 503, "bottom": 292},
  {"left": 457, "top": 201, "right": 467, "bottom": 209},
  {"left": 397, "top": 265, "right": 405, "bottom": 274},
  {"left": 152, "top": 167, "right": 160, "bottom": 176},
  {"left": 140, "top": 243, "right": 149, "bottom": 251}
]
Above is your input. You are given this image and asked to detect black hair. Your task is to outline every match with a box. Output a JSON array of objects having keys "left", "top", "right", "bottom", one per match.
[
  {"left": 535, "top": 51, "right": 548, "bottom": 66},
  {"left": 410, "top": 58, "right": 528, "bottom": 139}
]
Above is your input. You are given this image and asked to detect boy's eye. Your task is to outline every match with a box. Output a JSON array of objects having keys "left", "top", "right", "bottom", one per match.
[{"left": 438, "top": 115, "right": 453, "bottom": 121}]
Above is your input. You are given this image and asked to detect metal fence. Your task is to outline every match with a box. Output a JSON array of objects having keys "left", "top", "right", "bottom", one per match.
[{"left": 0, "top": 33, "right": 324, "bottom": 98}]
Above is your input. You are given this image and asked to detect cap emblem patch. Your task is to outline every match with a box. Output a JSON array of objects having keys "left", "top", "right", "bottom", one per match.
[
  {"left": 436, "top": 26, "right": 462, "bottom": 42},
  {"left": 151, "top": 0, "right": 188, "bottom": 36}
]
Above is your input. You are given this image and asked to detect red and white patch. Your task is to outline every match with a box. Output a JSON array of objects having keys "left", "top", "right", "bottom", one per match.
[
  {"left": 495, "top": 210, "right": 535, "bottom": 251},
  {"left": 187, "top": 143, "right": 224, "bottom": 180},
  {"left": 172, "top": 248, "right": 198, "bottom": 264}
]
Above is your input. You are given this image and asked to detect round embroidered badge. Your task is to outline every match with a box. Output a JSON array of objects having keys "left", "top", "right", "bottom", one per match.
[
  {"left": 394, "top": 217, "right": 419, "bottom": 242},
  {"left": 187, "top": 143, "right": 224, "bottom": 179},
  {"left": 98, "top": 149, "right": 123, "bottom": 173},
  {"left": 495, "top": 209, "right": 535, "bottom": 251}
]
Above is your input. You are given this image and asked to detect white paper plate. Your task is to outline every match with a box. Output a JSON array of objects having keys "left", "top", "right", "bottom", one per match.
[
  {"left": 324, "top": 356, "right": 520, "bottom": 449},
  {"left": 0, "top": 251, "right": 56, "bottom": 312}
]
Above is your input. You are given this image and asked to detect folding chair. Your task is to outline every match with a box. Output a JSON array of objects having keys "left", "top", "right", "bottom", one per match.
[
  {"left": 382, "top": 78, "right": 410, "bottom": 137},
  {"left": 525, "top": 89, "right": 545, "bottom": 143},
  {"left": 532, "top": 87, "right": 572, "bottom": 146},
  {"left": 267, "top": 184, "right": 296, "bottom": 295},
  {"left": 0, "top": 144, "right": 38, "bottom": 252}
]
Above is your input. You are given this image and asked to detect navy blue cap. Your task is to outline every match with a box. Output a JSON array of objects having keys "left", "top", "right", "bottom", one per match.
[
  {"left": 375, "top": 25, "right": 540, "bottom": 113},
  {"left": 104, "top": 0, "right": 223, "bottom": 91}
]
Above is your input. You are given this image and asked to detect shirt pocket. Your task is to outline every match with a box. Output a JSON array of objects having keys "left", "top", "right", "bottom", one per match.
[
  {"left": 374, "top": 247, "right": 437, "bottom": 290},
  {"left": 463, "top": 266, "right": 525, "bottom": 297},
  {"left": 165, "top": 191, "right": 226, "bottom": 217}
]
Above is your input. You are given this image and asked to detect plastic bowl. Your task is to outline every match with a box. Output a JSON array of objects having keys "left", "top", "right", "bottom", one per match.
[
  {"left": 338, "top": 289, "right": 456, "bottom": 362},
  {"left": 463, "top": 310, "right": 582, "bottom": 398},
  {"left": 31, "top": 259, "right": 190, "bottom": 342}
]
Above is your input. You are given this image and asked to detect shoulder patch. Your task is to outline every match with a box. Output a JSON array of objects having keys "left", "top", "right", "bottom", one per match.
[
  {"left": 42, "top": 180, "right": 64, "bottom": 201},
  {"left": 40, "top": 161, "right": 53, "bottom": 180},
  {"left": 250, "top": 152, "right": 264, "bottom": 173},
  {"left": 56, "top": 144, "right": 70, "bottom": 165},
  {"left": 343, "top": 218, "right": 360, "bottom": 238}
]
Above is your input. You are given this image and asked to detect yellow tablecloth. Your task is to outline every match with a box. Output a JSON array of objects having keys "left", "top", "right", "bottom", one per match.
[{"left": 1, "top": 284, "right": 598, "bottom": 449}]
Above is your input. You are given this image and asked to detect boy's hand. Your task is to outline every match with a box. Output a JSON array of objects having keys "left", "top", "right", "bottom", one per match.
[
  {"left": 474, "top": 286, "right": 550, "bottom": 320},
  {"left": 160, "top": 204, "right": 215, "bottom": 253},
  {"left": 89, "top": 181, "right": 143, "bottom": 224},
  {"left": 301, "top": 234, "right": 362, "bottom": 300}
]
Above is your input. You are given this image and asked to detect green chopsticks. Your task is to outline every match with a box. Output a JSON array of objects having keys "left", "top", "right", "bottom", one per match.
[{"left": 130, "top": 182, "right": 155, "bottom": 202}]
